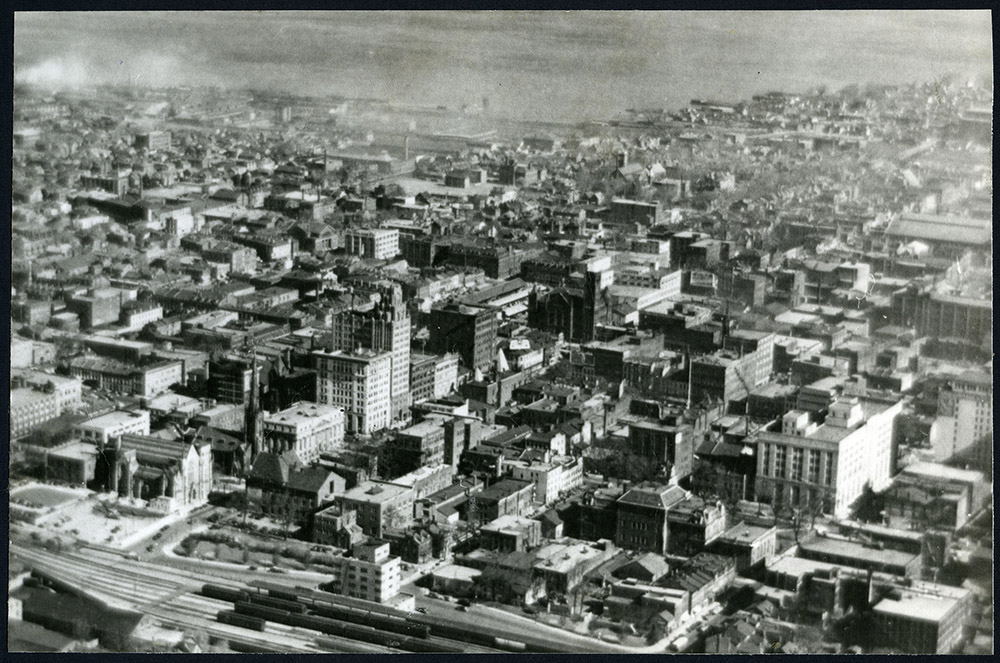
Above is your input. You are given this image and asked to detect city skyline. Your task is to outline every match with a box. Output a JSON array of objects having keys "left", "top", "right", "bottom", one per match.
[
  {"left": 9, "top": 9, "right": 993, "bottom": 656},
  {"left": 15, "top": 11, "right": 994, "bottom": 122}
]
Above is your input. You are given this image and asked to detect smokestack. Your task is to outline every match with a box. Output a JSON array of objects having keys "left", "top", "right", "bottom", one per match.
[
  {"left": 686, "top": 350, "right": 693, "bottom": 409},
  {"left": 404, "top": 135, "right": 410, "bottom": 162}
]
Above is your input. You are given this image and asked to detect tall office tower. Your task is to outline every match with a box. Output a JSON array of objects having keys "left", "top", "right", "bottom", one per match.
[
  {"left": 313, "top": 348, "right": 393, "bottom": 436},
  {"left": 428, "top": 302, "right": 498, "bottom": 373},
  {"left": 328, "top": 280, "right": 412, "bottom": 426},
  {"left": 932, "top": 370, "right": 992, "bottom": 467}
]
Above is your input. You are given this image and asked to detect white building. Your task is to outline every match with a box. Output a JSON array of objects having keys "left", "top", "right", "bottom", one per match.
[
  {"left": 433, "top": 353, "right": 459, "bottom": 399},
  {"left": 12, "top": 370, "right": 82, "bottom": 415},
  {"left": 344, "top": 228, "right": 400, "bottom": 261},
  {"left": 11, "top": 338, "right": 33, "bottom": 368},
  {"left": 74, "top": 410, "right": 151, "bottom": 445},
  {"left": 263, "top": 401, "right": 345, "bottom": 463},
  {"left": 136, "top": 360, "right": 185, "bottom": 398},
  {"left": 614, "top": 266, "right": 682, "bottom": 296},
  {"left": 335, "top": 541, "right": 401, "bottom": 603},
  {"left": 931, "top": 370, "right": 992, "bottom": 463},
  {"left": 10, "top": 389, "right": 61, "bottom": 439},
  {"left": 507, "top": 454, "right": 585, "bottom": 506},
  {"left": 121, "top": 303, "right": 164, "bottom": 331},
  {"left": 755, "top": 396, "right": 903, "bottom": 519},
  {"left": 314, "top": 349, "right": 392, "bottom": 435}
]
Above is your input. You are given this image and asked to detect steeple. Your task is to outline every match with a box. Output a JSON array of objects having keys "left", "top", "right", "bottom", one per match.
[{"left": 245, "top": 337, "right": 263, "bottom": 465}]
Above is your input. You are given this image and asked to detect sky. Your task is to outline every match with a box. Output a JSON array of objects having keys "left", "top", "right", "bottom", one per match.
[{"left": 14, "top": 11, "right": 994, "bottom": 122}]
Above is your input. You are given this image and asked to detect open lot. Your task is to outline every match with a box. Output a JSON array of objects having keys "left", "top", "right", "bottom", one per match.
[
  {"left": 10, "top": 485, "right": 183, "bottom": 549},
  {"left": 10, "top": 484, "right": 82, "bottom": 508}
]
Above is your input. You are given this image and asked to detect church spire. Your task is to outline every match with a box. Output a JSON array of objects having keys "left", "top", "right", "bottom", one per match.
[{"left": 245, "top": 336, "right": 263, "bottom": 466}]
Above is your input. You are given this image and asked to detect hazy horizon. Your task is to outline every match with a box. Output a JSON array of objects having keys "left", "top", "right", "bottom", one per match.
[{"left": 15, "top": 11, "right": 994, "bottom": 121}]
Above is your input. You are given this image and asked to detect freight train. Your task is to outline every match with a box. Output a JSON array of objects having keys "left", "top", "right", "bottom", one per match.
[
  {"left": 215, "top": 610, "right": 266, "bottom": 632},
  {"left": 203, "top": 581, "right": 534, "bottom": 653},
  {"left": 232, "top": 600, "right": 464, "bottom": 653}
]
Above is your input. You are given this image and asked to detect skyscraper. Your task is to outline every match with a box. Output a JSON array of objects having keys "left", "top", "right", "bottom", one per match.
[
  {"left": 314, "top": 348, "right": 392, "bottom": 435},
  {"left": 325, "top": 279, "right": 411, "bottom": 426}
]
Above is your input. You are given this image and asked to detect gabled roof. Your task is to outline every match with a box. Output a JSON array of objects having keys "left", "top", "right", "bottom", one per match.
[
  {"left": 194, "top": 425, "right": 245, "bottom": 452},
  {"left": 120, "top": 434, "right": 196, "bottom": 468},
  {"left": 249, "top": 450, "right": 301, "bottom": 485},
  {"left": 615, "top": 552, "right": 670, "bottom": 581},
  {"left": 615, "top": 163, "right": 646, "bottom": 177},
  {"left": 618, "top": 484, "right": 687, "bottom": 510},
  {"left": 287, "top": 466, "right": 337, "bottom": 494}
]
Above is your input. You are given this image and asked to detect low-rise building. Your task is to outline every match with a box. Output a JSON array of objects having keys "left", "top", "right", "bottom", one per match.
[
  {"left": 709, "top": 521, "right": 778, "bottom": 572},
  {"left": 884, "top": 462, "right": 990, "bottom": 530},
  {"left": 474, "top": 478, "right": 535, "bottom": 521},
  {"left": 344, "top": 228, "right": 400, "bottom": 260},
  {"left": 74, "top": 410, "right": 151, "bottom": 445},
  {"left": 661, "top": 552, "right": 737, "bottom": 613},
  {"left": 247, "top": 451, "right": 345, "bottom": 527},
  {"left": 68, "top": 356, "right": 184, "bottom": 398},
  {"left": 335, "top": 480, "right": 415, "bottom": 538},
  {"left": 263, "top": 402, "right": 345, "bottom": 464},
  {"left": 665, "top": 496, "right": 727, "bottom": 556},
  {"left": 383, "top": 419, "right": 446, "bottom": 477},
  {"left": 614, "top": 484, "right": 687, "bottom": 554},
  {"left": 332, "top": 541, "right": 402, "bottom": 603},
  {"left": 797, "top": 535, "right": 922, "bottom": 578},
  {"left": 872, "top": 586, "right": 973, "bottom": 654},
  {"left": 44, "top": 440, "right": 99, "bottom": 485},
  {"left": 507, "top": 455, "right": 584, "bottom": 506},
  {"left": 480, "top": 514, "right": 542, "bottom": 552}
]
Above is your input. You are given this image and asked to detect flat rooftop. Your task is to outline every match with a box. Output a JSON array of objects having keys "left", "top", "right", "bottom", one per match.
[
  {"left": 873, "top": 593, "right": 957, "bottom": 623},
  {"left": 719, "top": 521, "right": 776, "bottom": 544},
  {"left": 265, "top": 402, "right": 344, "bottom": 425},
  {"left": 47, "top": 440, "right": 99, "bottom": 461},
  {"left": 534, "top": 540, "right": 606, "bottom": 575},
  {"left": 397, "top": 419, "right": 445, "bottom": 438},
  {"left": 799, "top": 537, "right": 918, "bottom": 568},
  {"left": 340, "top": 480, "right": 412, "bottom": 504},
  {"left": 481, "top": 514, "right": 539, "bottom": 534},
  {"left": 392, "top": 463, "right": 450, "bottom": 487},
  {"left": 768, "top": 555, "right": 843, "bottom": 579},
  {"left": 77, "top": 410, "right": 147, "bottom": 429},
  {"left": 10, "top": 388, "right": 53, "bottom": 407},
  {"left": 901, "top": 461, "right": 986, "bottom": 484},
  {"left": 432, "top": 564, "right": 482, "bottom": 582}
]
